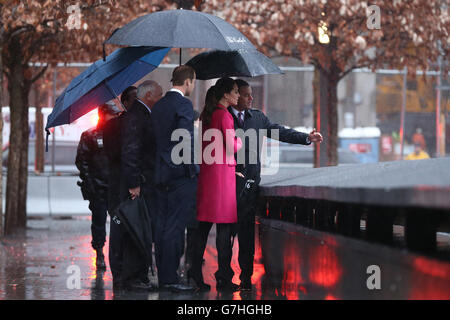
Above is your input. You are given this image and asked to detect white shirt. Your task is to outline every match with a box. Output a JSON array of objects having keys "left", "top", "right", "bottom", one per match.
[
  {"left": 169, "top": 88, "right": 184, "bottom": 97},
  {"left": 230, "top": 107, "right": 244, "bottom": 120}
]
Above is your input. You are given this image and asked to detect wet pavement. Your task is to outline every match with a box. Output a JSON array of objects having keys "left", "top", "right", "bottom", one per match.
[
  {"left": 0, "top": 216, "right": 260, "bottom": 300},
  {"left": 1, "top": 215, "right": 449, "bottom": 300}
]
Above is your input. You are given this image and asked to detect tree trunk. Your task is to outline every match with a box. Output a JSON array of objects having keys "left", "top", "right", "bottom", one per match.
[
  {"left": 4, "top": 38, "right": 29, "bottom": 235},
  {"left": 326, "top": 75, "right": 338, "bottom": 166},
  {"left": 313, "top": 66, "right": 339, "bottom": 167},
  {"left": 313, "top": 67, "right": 320, "bottom": 168},
  {"left": 0, "top": 40, "right": 3, "bottom": 237},
  {"left": 35, "top": 88, "right": 44, "bottom": 173},
  {"left": 18, "top": 99, "right": 29, "bottom": 227}
]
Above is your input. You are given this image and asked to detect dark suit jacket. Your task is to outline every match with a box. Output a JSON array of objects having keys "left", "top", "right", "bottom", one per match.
[
  {"left": 121, "top": 100, "right": 156, "bottom": 189},
  {"left": 228, "top": 107, "right": 311, "bottom": 185},
  {"left": 151, "top": 91, "right": 199, "bottom": 186}
]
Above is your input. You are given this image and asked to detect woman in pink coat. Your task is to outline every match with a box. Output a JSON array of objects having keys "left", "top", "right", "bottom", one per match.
[{"left": 188, "top": 78, "right": 242, "bottom": 292}]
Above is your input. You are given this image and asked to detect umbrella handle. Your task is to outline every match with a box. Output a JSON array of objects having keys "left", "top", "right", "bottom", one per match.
[{"left": 45, "top": 129, "right": 50, "bottom": 152}]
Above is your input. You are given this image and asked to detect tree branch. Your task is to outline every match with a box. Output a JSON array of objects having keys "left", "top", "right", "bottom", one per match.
[
  {"left": 24, "top": 32, "right": 56, "bottom": 64},
  {"left": 29, "top": 65, "right": 49, "bottom": 85},
  {"left": 5, "top": 25, "right": 35, "bottom": 40},
  {"left": 338, "top": 63, "right": 370, "bottom": 81}
]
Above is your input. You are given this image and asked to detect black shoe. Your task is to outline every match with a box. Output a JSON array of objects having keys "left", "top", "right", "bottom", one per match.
[
  {"left": 95, "top": 249, "right": 107, "bottom": 270},
  {"left": 187, "top": 270, "right": 211, "bottom": 292},
  {"left": 140, "top": 277, "right": 150, "bottom": 285},
  {"left": 216, "top": 279, "right": 239, "bottom": 292},
  {"left": 124, "top": 279, "right": 155, "bottom": 292},
  {"left": 160, "top": 283, "right": 196, "bottom": 293},
  {"left": 239, "top": 279, "right": 252, "bottom": 291}
]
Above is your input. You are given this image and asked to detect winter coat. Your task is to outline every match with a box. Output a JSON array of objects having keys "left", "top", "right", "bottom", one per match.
[
  {"left": 75, "top": 124, "right": 110, "bottom": 200},
  {"left": 197, "top": 105, "right": 242, "bottom": 223}
]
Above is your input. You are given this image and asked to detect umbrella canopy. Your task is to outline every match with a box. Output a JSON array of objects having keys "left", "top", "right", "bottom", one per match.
[
  {"left": 46, "top": 46, "right": 170, "bottom": 129},
  {"left": 105, "top": 9, "right": 256, "bottom": 52},
  {"left": 186, "top": 49, "right": 284, "bottom": 80}
]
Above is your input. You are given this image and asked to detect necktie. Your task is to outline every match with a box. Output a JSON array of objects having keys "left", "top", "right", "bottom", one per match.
[{"left": 238, "top": 112, "right": 244, "bottom": 127}]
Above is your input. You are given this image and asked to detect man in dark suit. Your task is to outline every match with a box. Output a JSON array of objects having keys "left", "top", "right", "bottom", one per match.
[
  {"left": 229, "top": 79, "right": 323, "bottom": 291},
  {"left": 107, "top": 80, "right": 162, "bottom": 291},
  {"left": 150, "top": 65, "right": 198, "bottom": 292}
]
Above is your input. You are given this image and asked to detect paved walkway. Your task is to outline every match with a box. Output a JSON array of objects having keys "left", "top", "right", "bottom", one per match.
[
  {"left": 1, "top": 215, "right": 449, "bottom": 300},
  {"left": 0, "top": 216, "right": 263, "bottom": 300}
]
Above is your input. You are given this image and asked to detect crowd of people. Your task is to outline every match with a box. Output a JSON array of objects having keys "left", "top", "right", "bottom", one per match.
[{"left": 76, "top": 65, "right": 323, "bottom": 293}]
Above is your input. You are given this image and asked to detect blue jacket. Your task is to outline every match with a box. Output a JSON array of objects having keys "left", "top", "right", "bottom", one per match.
[{"left": 151, "top": 91, "right": 199, "bottom": 186}]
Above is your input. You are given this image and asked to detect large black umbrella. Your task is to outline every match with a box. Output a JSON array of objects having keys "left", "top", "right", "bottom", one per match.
[
  {"left": 186, "top": 49, "right": 283, "bottom": 80},
  {"left": 104, "top": 9, "right": 256, "bottom": 62}
]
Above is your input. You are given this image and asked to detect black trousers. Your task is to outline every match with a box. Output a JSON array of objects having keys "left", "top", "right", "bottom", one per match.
[
  {"left": 153, "top": 177, "right": 197, "bottom": 285},
  {"left": 185, "top": 186, "right": 198, "bottom": 267},
  {"left": 192, "top": 222, "right": 235, "bottom": 283},
  {"left": 89, "top": 198, "right": 108, "bottom": 250},
  {"left": 236, "top": 185, "right": 259, "bottom": 282}
]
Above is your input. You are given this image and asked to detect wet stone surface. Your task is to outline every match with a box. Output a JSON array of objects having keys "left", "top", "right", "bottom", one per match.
[
  {"left": 0, "top": 216, "right": 260, "bottom": 300},
  {"left": 1, "top": 215, "right": 449, "bottom": 300}
]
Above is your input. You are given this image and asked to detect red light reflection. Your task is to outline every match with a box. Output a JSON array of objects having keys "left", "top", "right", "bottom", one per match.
[
  {"left": 409, "top": 257, "right": 450, "bottom": 300},
  {"left": 308, "top": 243, "right": 342, "bottom": 288},
  {"left": 413, "top": 257, "right": 450, "bottom": 280},
  {"left": 281, "top": 239, "right": 304, "bottom": 299}
]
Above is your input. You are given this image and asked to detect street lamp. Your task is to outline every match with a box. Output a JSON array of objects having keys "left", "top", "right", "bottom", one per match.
[{"left": 318, "top": 21, "right": 330, "bottom": 44}]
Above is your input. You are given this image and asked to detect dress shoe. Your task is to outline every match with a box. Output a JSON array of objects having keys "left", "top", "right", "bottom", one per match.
[
  {"left": 239, "top": 279, "right": 252, "bottom": 291},
  {"left": 187, "top": 270, "right": 211, "bottom": 292},
  {"left": 95, "top": 249, "right": 107, "bottom": 270},
  {"left": 124, "top": 279, "right": 155, "bottom": 292},
  {"left": 216, "top": 279, "right": 239, "bottom": 292},
  {"left": 160, "top": 283, "right": 196, "bottom": 293}
]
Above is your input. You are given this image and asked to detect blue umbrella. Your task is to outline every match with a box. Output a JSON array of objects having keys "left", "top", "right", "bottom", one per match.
[{"left": 46, "top": 46, "right": 170, "bottom": 129}]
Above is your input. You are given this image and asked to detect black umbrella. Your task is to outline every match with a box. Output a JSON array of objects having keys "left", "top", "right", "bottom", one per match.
[
  {"left": 104, "top": 9, "right": 256, "bottom": 63},
  {"left": 186, "top": 49, "right": 284, "bottom": 80},
  {"left": 112, "top": 197, "right": 153, "bottom": 266}
]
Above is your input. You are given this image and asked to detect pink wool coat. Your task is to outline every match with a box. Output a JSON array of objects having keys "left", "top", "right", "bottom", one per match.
[{"left": 197, "top": 105, "right": 242, "bottom": 224}]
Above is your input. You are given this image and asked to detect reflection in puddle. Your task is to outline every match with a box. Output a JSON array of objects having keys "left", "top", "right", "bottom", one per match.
[
  {"left": 308, "top": 244, "right": 342, "bottom": 288},
  {"left": 1, "top": 217, "right": 449, "bottom": 300},
  {"left": 258, "top": 219, "right": 450, "bottom": 300}
]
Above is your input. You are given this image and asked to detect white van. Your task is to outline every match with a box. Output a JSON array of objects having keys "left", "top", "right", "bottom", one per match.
[{"left": 2, "top": 107, "right": 99, "bottom": 174}]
